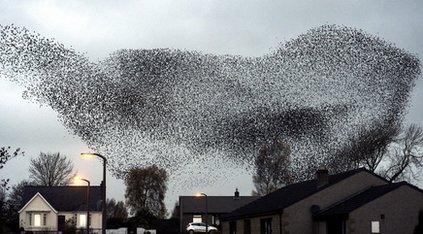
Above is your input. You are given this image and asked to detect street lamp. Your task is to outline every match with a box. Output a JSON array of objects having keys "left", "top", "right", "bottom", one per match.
[
  {"left": 74, "top": 176, "right": 90, "bottom": 234},
  {"left": 81, "top": 152, "right": 107, "bottom": 234},
  {"left": 196, "top": 192, "right": 208, "bottom": 233}
]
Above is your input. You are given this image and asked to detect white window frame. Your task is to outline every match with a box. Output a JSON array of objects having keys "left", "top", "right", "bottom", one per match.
[
  {"left": 193, "top": 214, "right": 202, "bottom": 223},
  {"left": 371, "top": 221, "right": 380, "bottom": 233}
]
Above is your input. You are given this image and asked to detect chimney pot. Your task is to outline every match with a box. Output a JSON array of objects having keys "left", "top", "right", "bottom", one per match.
[
  {"left": 234, "top": 188, "right": 240, "bottom": 198},
  {"left": 316, "top": 168, "right": 329, "bottom": 188}
]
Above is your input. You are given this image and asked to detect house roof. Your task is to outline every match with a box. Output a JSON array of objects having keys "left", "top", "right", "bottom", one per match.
[
  {"left": 315, "top": 182, "right": 411, "bottom": 219},
  {"left": 179, "top": 196, "right": 258, "bottom": 214},
  {"left": 21, "top": 186, "right": 102, "bottom": 212},
  {"left": 222, "top": 168, "right": 378, "bottom": 220},
  {"left": 19, "top": 192, "right": 58, "bottom": 214}
]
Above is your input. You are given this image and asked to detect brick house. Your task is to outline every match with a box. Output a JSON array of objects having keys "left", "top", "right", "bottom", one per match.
[
  {"left": 178, "top": 189, "right": 258, "bottom": 233},
  {"left": 221, "top": 168, "right": 423, "bottom": 234},
  {"left": 19, "top": 186, "right": 103, "bottom": 233}
]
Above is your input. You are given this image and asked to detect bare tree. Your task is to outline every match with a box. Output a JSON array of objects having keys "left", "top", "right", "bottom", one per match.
[
  {"left": 8, "top": 180, "right": 33, "bottom": 213},
  {"left": 170, "top": 201, "right": 180, "bottom": 219},
  {"left": 106, "top": 198, "right": 128, "bottom": 220},
  {"left": 252, "top": 137, "right": 293, "bottom": 196},
  {"left": 0, "top": 186, "right": 8, "bottom": 233},
  {"left": 0, "top": 147, "right": 22, "bottom": 189},
  {"left": 329, "top": 120, "right": 400, "bottom": 174},
  {"left": 381, "top": 124, "right": 423, "bottom": 182},
  {"left": 329, "top": 123, "right": 423, "bottom": 183},
  {"left": 124, "top": 165, "right": 168, "bottom": 218},
  {"left": 3, "top": 180, "right": 33, "bottom": 231},
  {"left": 29, "top": 152, "right": 74, "bottom": 186}
]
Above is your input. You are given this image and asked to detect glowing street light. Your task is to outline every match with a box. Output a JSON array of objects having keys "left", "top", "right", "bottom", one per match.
[
  {"left": 73, "top": 176, "right": 90, "bottom": 234},
  {"left": 196, "top": 192, "right": 209, "bottom": 233},
  {"left": 80, "top": 152, "right": 107, "bottom": 234}
]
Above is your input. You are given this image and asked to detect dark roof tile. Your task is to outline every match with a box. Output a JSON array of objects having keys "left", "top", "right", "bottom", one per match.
[
  {"left": 222, "top": 168, "right": 370, "bottom": 220},
  {"left": 21, "top": 186, "right": 102, "bottom": 212}
]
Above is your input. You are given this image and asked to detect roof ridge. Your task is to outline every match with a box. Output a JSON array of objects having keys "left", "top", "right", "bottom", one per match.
[{"left": 262, "top": 167, "right": 366, "bottom": 195}]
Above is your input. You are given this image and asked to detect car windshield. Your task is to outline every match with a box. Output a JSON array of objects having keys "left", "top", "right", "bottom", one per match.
[{"left": 190, "top": 222, "right": 212, "bottom": 227}]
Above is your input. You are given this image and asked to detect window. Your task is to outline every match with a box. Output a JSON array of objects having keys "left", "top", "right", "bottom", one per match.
[
  {"left": 215, "top": 217, "right": 220, "bottom": 225},
  {"left": 371, "top": 221, "right": 380, "bottom": 233},
  {"left": 260, "top": 218, "right": 272, "bottom": 234},
  {"left": 211, "top": 215, "right": 215, "bottom": 224},
  {"left": 28, "top": 213, "right": 32, "bottom": 226},
  {"left": 43, "top": 213, "right": 47, "bottom": 226},
  {"left": 193, "top": 215, "right": 202, "bottom": 223},
  {"left": 229, "top": 221, "right": 237, "bottom": 234},
  {"left": 79, "top": 214, "right": 87, "bottom": 227},
  {"left": 73, "top": 213, "right": 77, "bottom": 225},
  {"left": 34, "top": 214, "right": 41, "bottom": 227},
  {"left": 244, "top": 219, "right": 251, "bottom": 234}
]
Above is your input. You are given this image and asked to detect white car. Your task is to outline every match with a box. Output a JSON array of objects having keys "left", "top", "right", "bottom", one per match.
[{"left": 186, "top": 222, "right": 218, "bottom": 233}]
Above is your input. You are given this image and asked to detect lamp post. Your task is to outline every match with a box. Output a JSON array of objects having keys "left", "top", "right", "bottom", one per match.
[
  {"left": 74, "top": 176, "right": 90, "bottom": 234},
  {"left": 196, "top": 192, "right": 208, "bottom": 233},
  {"left": 81, "top": 153, "right": 107, "bottom": 234},
  {"left": 81, "top": 178, "right": 91, "bottom": 234}
]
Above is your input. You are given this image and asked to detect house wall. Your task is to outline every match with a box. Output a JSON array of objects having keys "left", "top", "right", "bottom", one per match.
[
  {"left": 221, "top": 171, "right": 387, "bottom": 234},
  {"left": 348, "top": 185, "right": 423, "bottom": 234},
  {"left": 19, "top": 194, "right": 102, "bottom": 232},
  {"left": 59, "top": 211, "right": 103, "bottom": 230},
  {"left": 283, "top": 171, "right": 386, "bottom": 234},
  {"left": 222, "top": 214, "right": 282, "bottom": 234},
  {"left": 19, "top": 194, "right": 58, "bottom": 231}
]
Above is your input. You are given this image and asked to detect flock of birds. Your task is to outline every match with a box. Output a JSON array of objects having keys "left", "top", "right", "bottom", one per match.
[{"left": 0, "top": 24, "right": 420, "bottom": 189}]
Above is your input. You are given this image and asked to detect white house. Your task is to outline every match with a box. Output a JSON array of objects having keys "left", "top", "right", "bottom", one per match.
[{"left": 19, "top": 186, "right": 103, "bottom": 233}]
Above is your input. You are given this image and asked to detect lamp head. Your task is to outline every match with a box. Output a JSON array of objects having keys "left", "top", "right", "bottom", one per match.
[
  {"left": 72, "top": 175, "right": 89, "bottom": 185},
  {"left": 80, "top": 153, "right": 95, "bottom": 159}
]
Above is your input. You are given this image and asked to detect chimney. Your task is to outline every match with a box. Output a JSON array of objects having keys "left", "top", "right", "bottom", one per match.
[
  {"left": 234, "top": 188, "right": 240, "bottom": 198},
  {"left": 316, "top": 168, "right": 329, "bottom": 188}
]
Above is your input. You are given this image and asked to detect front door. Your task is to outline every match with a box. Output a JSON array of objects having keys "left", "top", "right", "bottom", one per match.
[
  {"left": 327, "top": 218, "right": 345, "bottom": 234},
  {"left": 57, "top": 215, "right": 66, "bottom": 233}
]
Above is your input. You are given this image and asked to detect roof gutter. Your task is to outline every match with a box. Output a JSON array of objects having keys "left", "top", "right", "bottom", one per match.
[{"left": 221, "top": 208, "right": 284, "bottom": 222}]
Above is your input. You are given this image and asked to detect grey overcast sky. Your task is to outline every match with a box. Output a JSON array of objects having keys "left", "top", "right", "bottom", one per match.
[{"left": 0, "top": 0, "right": 422, "bottom": 210}]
